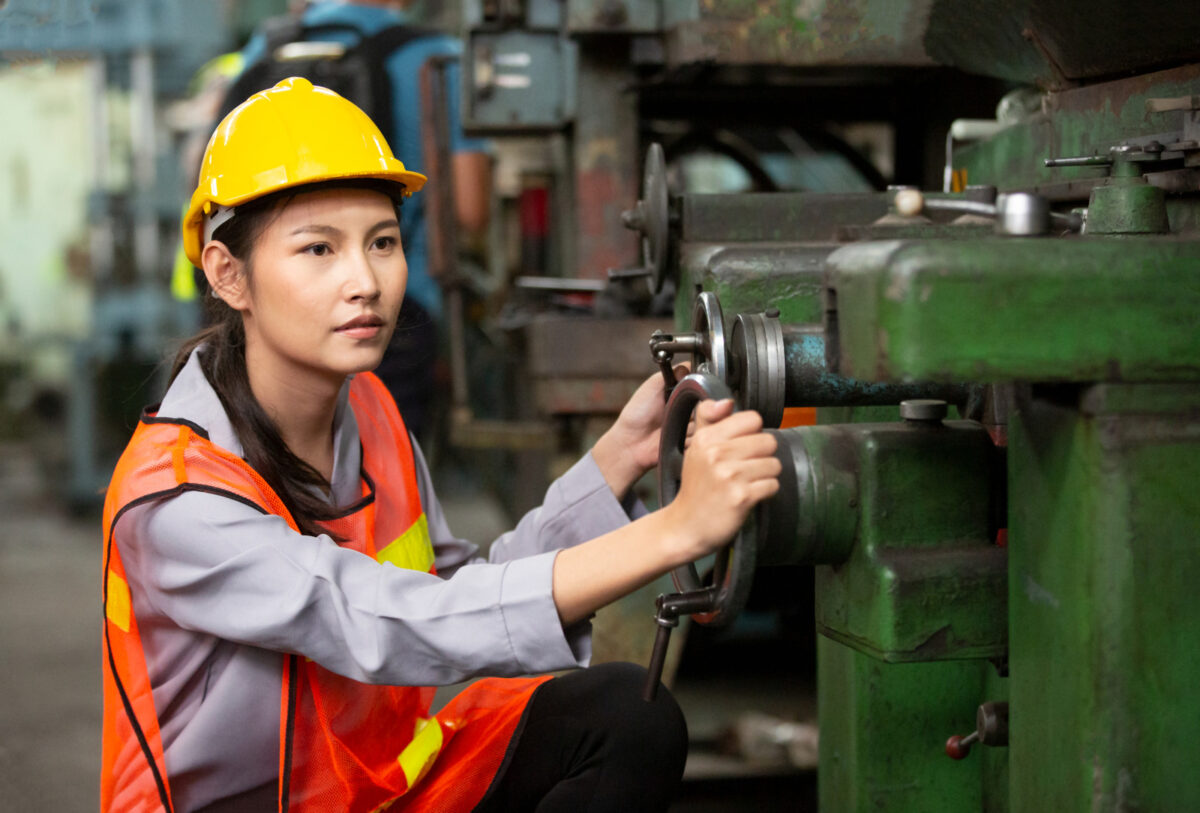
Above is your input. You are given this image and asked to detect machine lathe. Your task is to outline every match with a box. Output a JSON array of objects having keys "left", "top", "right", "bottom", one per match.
[
  {"left": 627, "top": 67, "right": 1200, "bottom": 811},
  {"left": 456, "top": 2, "right": 1200, "bottom": 808}
]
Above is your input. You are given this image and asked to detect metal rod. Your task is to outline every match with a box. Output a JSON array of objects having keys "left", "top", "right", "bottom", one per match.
[
  {"left": 1044, "top": 156, "right": 1113, "bottom": 168},
  {"left": 781, "top": 327, "right": 970, "bottom": 407},
  {"left": 643, "top": 622, "right": 673, "bottom": 702}
]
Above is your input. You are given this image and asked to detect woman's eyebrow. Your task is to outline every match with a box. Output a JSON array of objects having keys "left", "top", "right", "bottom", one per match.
[
  {"left": 366, "top": 219, "right": 401, "bottom": 236},
  {"left": 290, "top": 224, "right": 343, "bottom": 237}
]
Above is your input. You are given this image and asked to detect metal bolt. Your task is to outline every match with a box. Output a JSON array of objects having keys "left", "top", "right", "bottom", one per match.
[
  {"left": 765, "top": 307, "right": 781, "bottom": 319},
  {"left": 621, "top": 202, "right": 645, "bottom": 232},
  {"left": 900, "top": 399, "right": 948, "bottom": 423}
]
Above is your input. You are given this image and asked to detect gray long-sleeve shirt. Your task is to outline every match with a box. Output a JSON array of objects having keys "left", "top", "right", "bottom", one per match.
[{"left": 112, "top": 352, "right": 637, "bottom": 810}]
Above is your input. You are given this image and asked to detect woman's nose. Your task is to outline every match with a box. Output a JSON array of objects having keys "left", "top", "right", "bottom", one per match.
[{"left": 345, "top": 251, "right": 382, "bottom": 301}]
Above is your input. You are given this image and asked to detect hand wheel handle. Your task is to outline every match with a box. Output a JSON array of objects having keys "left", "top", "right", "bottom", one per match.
[{"left": 657, "top": 372, "right": 758, "bottom": 627}]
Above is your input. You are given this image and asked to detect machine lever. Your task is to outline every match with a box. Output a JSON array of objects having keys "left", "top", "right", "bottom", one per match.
[
  {"left": 653, "top": 349, "right": 678, "bottom": 398},
  {"left": 946, "top": 701, "right": 1010, "bottom": 760},
  {"left": 1044, "top": 155, "right": 1114, "bottom": 168},
  {"left": 1044, "top": 141, "right": 1166, "bottom": 168},
  {"left": 649, "top": 330, "right": 702, "bottom": 399},
  {"left": 643, "top": 589, "right": 719, "bottom": 701},
  {"left": 893, "top": 189, "right": 1082, "bottom": 234},
  {"left": 945, "top": 730, "right": 980, "bottom": 759}
]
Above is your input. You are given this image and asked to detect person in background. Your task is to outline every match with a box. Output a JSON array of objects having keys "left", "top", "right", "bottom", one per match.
[
  {"left": 100, "top": 78, "right": 781, "bottom": 812},
  {"left": 235, "top": 0, "right": 487, "bottom": 440}
]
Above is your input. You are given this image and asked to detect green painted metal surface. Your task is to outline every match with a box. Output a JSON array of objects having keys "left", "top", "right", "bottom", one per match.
[
  {"left": 656, "top": 50, "right": 1200, "bottom": 808},
  {"left": 835, "top": 222, "right": 994, "bottom": 242},
  {"left": 1007, "top": 384, "right": 1200, "bottom": 811},
  {"left": 954, "top": 63, "right": 1200, "bottom": 201},
  {"left": 831, "top": 237, "right": 1200, "bottom": 384},
  {"left": 800, "top": 419, "right": 1005, "bottom": 662},
  {"left": 680, "top": 242, "right": 834, "bottom": 330},
  {"left": 1086, "top": 179, "right": 1170, "bottom": 235},
  {"left": 818, "top": 636, "right": 1006, "bottom": 812}
]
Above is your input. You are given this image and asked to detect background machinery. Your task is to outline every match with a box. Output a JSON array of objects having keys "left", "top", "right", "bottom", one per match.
[
  {"left": 3, "top": 1, "right": 1198, "bottom": 809},
  {"left": 462, "top": 1, "right": 1200, "bottom": 809}
]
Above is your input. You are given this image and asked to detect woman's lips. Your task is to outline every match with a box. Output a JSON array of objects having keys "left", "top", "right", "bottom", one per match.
[{"left": 335, "top": 314, "right": 385, "bottom": 339}]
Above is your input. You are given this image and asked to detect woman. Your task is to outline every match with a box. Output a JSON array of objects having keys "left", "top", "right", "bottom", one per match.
[{"left": 101, "top": 77, "right": 780, "bottom": 812}]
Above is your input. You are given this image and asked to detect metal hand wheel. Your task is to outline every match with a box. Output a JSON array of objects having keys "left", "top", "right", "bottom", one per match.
[{"left": 656, "top": 372, "right": 759, "bottom": 627}]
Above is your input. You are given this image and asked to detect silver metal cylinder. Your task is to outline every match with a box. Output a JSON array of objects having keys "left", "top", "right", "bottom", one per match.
[{"left": 996, "top": 192, "right": 1051, "bottom": 236}]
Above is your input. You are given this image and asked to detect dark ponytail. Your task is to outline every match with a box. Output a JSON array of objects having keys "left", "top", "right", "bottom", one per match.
[{"left": 170, "top": 180, "right": 404, "bottom": 539}]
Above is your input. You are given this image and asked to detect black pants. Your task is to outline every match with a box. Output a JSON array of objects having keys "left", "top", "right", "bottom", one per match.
[
  {"left": 197, "top": 664, "right": 687, "bottom": 812},
  {"left": 473, "top": 662, "right": 689, "bottom": 813}
]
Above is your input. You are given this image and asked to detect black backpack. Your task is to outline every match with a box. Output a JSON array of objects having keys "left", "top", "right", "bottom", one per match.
[{"left": 217, "top": 15, "right": 434, "bottom": 155}]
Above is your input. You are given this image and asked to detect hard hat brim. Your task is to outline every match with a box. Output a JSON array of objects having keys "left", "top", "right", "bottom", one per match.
[{"left": 182, "top": 168, "right": 427, "bottom": 267}]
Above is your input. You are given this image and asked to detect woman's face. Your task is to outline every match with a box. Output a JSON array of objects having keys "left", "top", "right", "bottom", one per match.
[{"left": 237, "top": 186, "right": 407, "bottom": 386}]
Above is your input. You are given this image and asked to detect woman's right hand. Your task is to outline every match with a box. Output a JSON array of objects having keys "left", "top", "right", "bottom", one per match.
[
  {"left": 662, "top": 399, "right": 781, "bottom": 563},
  {"left": 551, "top": 399, "right": 781, "bottom": 626}
]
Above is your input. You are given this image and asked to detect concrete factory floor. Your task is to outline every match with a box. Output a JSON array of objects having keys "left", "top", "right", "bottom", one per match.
[{"left": 0, "top": 435, "right": 813, "bottom": 810}]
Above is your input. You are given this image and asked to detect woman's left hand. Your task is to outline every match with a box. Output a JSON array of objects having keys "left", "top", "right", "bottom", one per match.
[{"left": 592, "top": 363, "right": 689, "bottom": 498}]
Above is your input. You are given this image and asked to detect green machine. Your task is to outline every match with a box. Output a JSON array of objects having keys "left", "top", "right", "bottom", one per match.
[
  {"left": 458, "top": 0, "right": 1200, "bottom": 807},
  {"left": 623, "top": 6, "right": 1200, "bottom": 810}
]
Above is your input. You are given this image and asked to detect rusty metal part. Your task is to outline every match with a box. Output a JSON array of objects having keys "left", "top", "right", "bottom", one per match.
[
  {"left": 661, "top": 2, "right": 934, "bottom": 69},
  {"left": 527, "top": 316, "right": 669, "bottom": 415},
  {"left": 526, "top": 317, "right": 667, "bottom": 379},
  {"left": 923, "top": 0, "right": 1200, "bottom": 87},
  {"left": 573, "top": 46, "right": 640, "bottom": 279},
  {"left": 782, "top": 325, "right": 971, "bottom": 408}
]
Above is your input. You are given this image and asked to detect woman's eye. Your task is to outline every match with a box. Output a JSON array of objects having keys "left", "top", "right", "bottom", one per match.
[
  {"left": 372, "top": 235, "right": 398, "bottom": 251},
  {"left": 303, "top": 243, "right": 331, "bottom": 257}
]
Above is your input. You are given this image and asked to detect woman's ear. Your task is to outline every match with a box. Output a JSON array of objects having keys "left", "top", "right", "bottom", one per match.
[{"left": 202, "top": 241, "right": 250, "bottom": 311}]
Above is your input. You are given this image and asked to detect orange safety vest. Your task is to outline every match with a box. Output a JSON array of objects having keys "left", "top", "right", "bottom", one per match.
[{"left": 101, "top": 371, "right": 550, "bottom": 812}]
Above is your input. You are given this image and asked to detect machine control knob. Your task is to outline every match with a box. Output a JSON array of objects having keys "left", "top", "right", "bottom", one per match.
[
  {"left": 900, "top": 399, "right": 948, "bottom": 423},
  {"left": 946, "top": 701, "right": 1010, "bottom": 760},
  {"left": 945, "top": 731, "right": 978, "bottom": 760}
]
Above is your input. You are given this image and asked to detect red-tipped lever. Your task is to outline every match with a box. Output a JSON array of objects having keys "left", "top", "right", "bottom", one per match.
[
  {"left": 947, "top": 701, "right": 1009, "bottom": 759},
  {"left": 945, "top": 731, "right": 979, "bottom": 760}
]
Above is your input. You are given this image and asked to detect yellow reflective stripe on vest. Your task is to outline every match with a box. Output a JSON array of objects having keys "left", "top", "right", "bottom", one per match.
[
  {"left": 376, "top": 513, "right": 434, "bottom": 572},
  {"left": 398, "top": 716, "right": 444, "bottom": 789},
  {"left": 106, "top": 570, "right": 132, "bottom": 633}
]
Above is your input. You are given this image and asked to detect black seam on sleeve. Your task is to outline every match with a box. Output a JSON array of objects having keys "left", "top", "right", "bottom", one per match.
[{"left": 139, "top": 409, "right": 211, "bottom": 441}]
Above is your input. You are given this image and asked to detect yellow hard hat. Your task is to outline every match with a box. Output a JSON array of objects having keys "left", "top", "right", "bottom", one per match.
[{"left": 181, "top": 76, "right": 427, "bottom": 266}]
